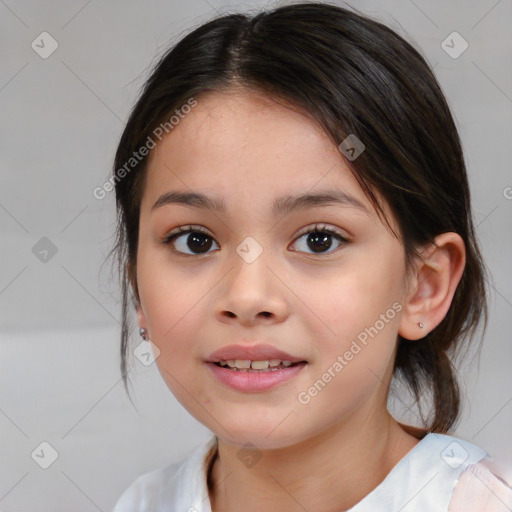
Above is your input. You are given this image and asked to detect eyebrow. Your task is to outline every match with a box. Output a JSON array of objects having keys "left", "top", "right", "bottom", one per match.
[{"left": 151, "top": 188, "right": 369, "bottom": 215}]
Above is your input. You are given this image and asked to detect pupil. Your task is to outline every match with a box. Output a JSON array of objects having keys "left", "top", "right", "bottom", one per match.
[
  {"left": 188, "top": 232, "right": 212, "bottom": 253},
  {"left": 308, "top": 232, "right": 332, "bottom": 253}
]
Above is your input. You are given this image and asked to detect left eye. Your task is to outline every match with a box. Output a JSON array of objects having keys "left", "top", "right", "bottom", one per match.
[
  {"left": 291, "top": 225, "right": 348, "bottom": 255},
  {"left": 161, "top": 225, "right": 219, "bottom": 256}
]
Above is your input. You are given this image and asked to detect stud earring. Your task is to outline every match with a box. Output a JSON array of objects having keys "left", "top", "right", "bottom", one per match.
[
  {"left": 139, "top": 327, "right": 148, "bottom": 340},
  {"left": 418, "top": 322, "right": 425, "bottom": 329}
]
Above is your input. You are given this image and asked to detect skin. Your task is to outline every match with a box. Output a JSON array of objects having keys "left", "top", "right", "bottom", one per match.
[{"left": 134, "top": 87, "right": 466, "bottom": 511}]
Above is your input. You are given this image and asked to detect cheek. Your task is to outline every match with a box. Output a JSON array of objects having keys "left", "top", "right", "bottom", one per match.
[
  {"left": 143, "top": 288, "right": 208, "bottom": 413},
  {"left": 294, "top": 248, "right": 405, "bottom": 383},
  {"left": 295, "top": 299, "right": 401, "bottom": 430},
  {"left": 136, "top": 253, "right": 208, "bottom": 365},
  {"left": 298, "top": 261, "right": 402, "bottom": 341}
]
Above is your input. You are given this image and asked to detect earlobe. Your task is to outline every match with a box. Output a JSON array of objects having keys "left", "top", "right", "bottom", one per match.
[
  {"left": 398, "top": 232, "right": 466, "bottom": 341},
  {"left": 134, "top": 291, "right": 148, "bottom": 334}
]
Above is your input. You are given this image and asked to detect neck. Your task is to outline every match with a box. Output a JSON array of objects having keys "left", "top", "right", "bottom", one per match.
[{"left": 208, "top": 413, "right": 421, "bottom": 512}]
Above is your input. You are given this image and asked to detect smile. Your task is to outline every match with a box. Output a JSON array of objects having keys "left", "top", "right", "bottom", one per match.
[
  {"left": 214, "top": 359, "right": 302, "bottom": 372},
  {"left": 206, "top": 361, "right": 308, "bottom": 392}
]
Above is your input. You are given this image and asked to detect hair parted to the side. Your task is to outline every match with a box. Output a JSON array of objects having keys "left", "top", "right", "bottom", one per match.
[{"left": 107, "top": 1, "right": 489, "bottom": 433}]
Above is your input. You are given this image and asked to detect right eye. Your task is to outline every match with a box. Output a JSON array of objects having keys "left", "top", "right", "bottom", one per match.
[{"left": 160, "top": 225, "right": 219, "bottom": 256}]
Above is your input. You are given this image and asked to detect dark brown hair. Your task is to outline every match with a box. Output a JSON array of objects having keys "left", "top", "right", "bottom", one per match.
[{"left": 108, "top": 1, "right": 489, "bottom": 433}]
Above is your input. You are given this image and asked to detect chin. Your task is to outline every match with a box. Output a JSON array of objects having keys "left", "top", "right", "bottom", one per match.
[{"left": 213, "top": 419, "right": 307, "bottom": 451}]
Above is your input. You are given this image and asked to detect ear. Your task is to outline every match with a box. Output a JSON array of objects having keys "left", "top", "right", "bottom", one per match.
[
  {"left": 136, "top": 303, "right": 147, "bottom": 333},
  {"left": 398, "top": 232, "right": 466, "bottom": 340},
  {"left": 125, "top": 262, "right": 147, "bottom": 331}
]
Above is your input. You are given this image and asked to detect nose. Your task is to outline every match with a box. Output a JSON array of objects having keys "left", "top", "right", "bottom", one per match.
[{"left": 212, "top": 246, "right": 290, "bottom": 326}]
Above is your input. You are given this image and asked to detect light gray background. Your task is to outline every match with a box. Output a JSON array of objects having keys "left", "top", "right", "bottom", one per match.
[{"left": 0, "top": 0, "right": 511, "bottom": 510}]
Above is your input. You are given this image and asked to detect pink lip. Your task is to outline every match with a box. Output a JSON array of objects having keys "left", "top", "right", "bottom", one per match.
[
  {"left": 205, "top": 361, "right": 308, "bottom": 392},
  {"left": 206, "top": 343, "right": 306, "bottom": 363}
]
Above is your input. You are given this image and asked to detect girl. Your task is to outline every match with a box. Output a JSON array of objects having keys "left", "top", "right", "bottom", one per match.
[{"left": 110, "top": 2, "right": 512, "bottom": 511}]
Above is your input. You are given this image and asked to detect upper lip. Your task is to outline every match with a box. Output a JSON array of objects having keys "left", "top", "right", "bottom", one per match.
[{"left": 206, "top": 343, "right": 307, "bottom": 363}]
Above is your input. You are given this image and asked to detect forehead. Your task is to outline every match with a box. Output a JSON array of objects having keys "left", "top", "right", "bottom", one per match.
[{"left": 142, "top": 88, "right": 384, "bottom": 221}]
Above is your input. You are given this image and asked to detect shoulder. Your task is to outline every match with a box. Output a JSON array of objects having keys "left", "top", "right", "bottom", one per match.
[
  {"left": 112, "top": 435, "right": 218, "bottom": 512},
  {"left": 448, "top": 454, "right": 512, "bottom": 511},
  {"left": 373, "top": 432, "right": 510, "bottom": 511},
  {"left": 416, "top": 431, "right": 488, "bottom": 471},
  {"left": 419, "top": 432, "right": 512, "bottom": 511},
  {"left": 111, "top": 457, "right": 187, "bottom": 511},
  {"left": 380, "top": 432, "right": 490, "bottom": 510}
]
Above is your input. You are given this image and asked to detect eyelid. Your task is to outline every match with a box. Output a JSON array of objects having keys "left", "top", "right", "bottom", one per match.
[
  {"left": 160, "top": 224, "right": 212, "bottom": 243},
  {"left": 294, "top": 222, "right": 350, "bottom": 241}
]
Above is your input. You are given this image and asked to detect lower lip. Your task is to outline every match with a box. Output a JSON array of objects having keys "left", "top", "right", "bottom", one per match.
[{"left": 205, "top": 362, "right": 307, "bottom": 392}]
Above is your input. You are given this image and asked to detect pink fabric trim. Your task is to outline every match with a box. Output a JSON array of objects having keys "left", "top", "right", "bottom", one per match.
[{"left": 448, "top": 457, "right": 512, "bottom": 511}]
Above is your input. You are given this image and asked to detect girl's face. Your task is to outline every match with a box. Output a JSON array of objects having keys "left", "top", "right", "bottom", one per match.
[{"left": 135, "top": 89, "right": 413, "bottom": 449}]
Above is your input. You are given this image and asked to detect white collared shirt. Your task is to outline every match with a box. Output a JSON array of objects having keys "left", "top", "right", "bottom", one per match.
[{"left": 112, "top": 433, "right": 512, "bottom": 511}]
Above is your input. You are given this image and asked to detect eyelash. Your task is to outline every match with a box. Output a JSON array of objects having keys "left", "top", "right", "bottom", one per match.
[{"left": 160, "top": 223, "right": 349, "bottom": 257}]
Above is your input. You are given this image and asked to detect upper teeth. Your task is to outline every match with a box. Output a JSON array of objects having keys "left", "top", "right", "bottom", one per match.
[{"left": 219, "top": 359, "right": 293, "bottom": 369}]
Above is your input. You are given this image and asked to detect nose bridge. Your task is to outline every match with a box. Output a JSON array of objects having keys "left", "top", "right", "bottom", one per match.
[
  {"left": 213, "top": 234, "right": 288, "bottom": 323},
  {"left": 229, "top": 234, "right": 273, "bottom": 293}
]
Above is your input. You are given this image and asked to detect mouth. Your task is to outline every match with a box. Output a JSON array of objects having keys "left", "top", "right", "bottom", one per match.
[
  {"left": 206, "top": 359, "right": 308, "bottom": 392},
  {"left": 210, "top": 359, "right": 308, "bottom": 372}
]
